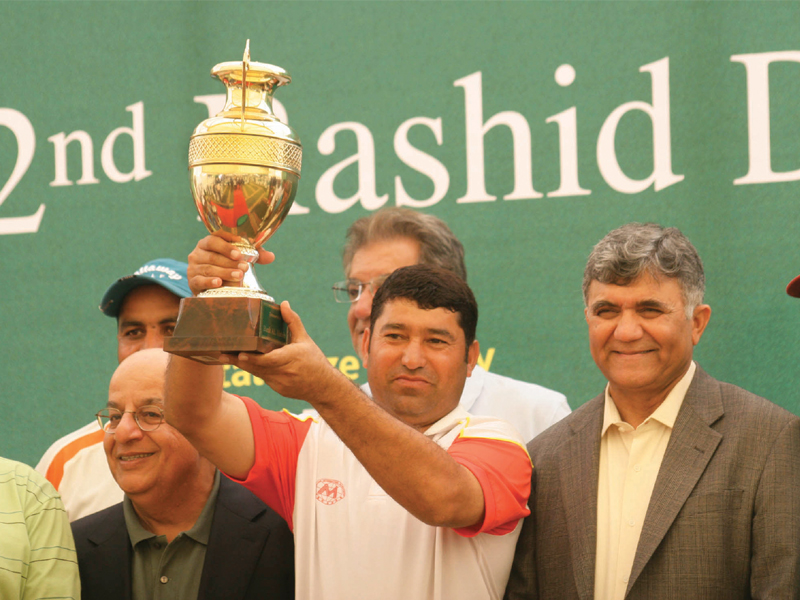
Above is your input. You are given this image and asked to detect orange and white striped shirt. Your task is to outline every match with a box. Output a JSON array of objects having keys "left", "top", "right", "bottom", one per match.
[{"left": 35, "top": 420, "right": 122, "bottom": 521}]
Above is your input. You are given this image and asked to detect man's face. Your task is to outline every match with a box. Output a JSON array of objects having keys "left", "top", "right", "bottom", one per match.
[
  {"left": 347, "top": 237, "right": 421, "bottom": 357},
  {"left": 362, "top": 298, "right": 479, "bottom": 431},
  {"left": 117, "top": 285, "right": 181, "bottom": 362},
  {"left": 104, "top": 351, "right": 207, "bottom": 501},
  {"left": 585, "top": 273, "right": 711, "bottom": 404}
]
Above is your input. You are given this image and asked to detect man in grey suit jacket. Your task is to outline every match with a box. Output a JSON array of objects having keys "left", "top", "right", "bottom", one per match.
[
  {"left": 506, "top": 223, "right": 800, "bottom": 599},
  {"left": 71, "top": 348, "right": 293, "bottom": 599}
]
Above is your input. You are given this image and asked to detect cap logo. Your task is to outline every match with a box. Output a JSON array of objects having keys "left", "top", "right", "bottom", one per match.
[{"left": 134, "top": 264, "right": 183, "bottom": 281}]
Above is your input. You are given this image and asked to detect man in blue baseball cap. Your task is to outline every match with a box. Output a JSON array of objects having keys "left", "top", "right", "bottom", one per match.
[
  {"left": 36, "top": 259, "right": 192, "bottom": 520},
  {"left": 99, "top": 259, "right": 191, "bottom": 361}
]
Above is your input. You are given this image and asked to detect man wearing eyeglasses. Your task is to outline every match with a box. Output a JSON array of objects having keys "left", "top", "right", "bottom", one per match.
[
  {"left": 36, "top": 258, "right": 193, "bottom": 521},
  {"left": 190, "top": 208, "right": 569, "bottom": 443},
  {"left": 336, "top": 208, "right": 570, "bottom": 442},
  {"left": 71, "top": 349, "right": 294, "bottom": 600}
]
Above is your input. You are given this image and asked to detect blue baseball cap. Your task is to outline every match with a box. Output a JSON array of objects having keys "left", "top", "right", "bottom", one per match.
[{"left": 99, "top": 258, "right": 192, "bottom": 317}]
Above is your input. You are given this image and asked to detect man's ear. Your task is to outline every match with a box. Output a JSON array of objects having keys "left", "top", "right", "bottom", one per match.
[
  {"left": 361, "top": 327, "right": 371, "bottom": 368},
  {"left": 691, "top": 304, "right": 712, "bottom": 346},
  {"left": 466, "top": 340, "right": 479, "bottom": 376}
]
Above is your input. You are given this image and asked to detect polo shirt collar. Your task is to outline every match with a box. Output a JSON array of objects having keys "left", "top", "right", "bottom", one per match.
[
  {"left": 424, "top": 405, "right": 470, "bottom": 438},
  {"left": 601, "top": 361, "right": 697, "bottom": 436},
  {"left": 123, "top": 469, "right": 221, "bottom": 546},
  {"left": 458, "top": 364, "right": 486, "bottom": 412}
]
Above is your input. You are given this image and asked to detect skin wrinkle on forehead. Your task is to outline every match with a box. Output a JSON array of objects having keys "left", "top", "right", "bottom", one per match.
[
  {"left": 378, "top": 322, "right": 458, "bottom": 343},
  {"left": 589, "top": 298, "right": 674, "bottom": 315},
  {"left": 106, "top": 397, "right": 163, "bottom": 409},
  {"left": 118, "top": 316, "right": 177, "bottom": 330}
]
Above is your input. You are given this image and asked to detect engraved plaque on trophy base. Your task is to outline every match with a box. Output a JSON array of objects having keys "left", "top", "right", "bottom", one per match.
[{"left": 164, "top": 296, "right": 288, "bottom": 365}]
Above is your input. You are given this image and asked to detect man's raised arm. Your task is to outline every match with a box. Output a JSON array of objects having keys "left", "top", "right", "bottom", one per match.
[
  {"left": 163, "top": 232, "right": 269, "bottom": 479},
  {"left": 171, "top": 236, "right": 529, "bottom": 531},
  {"left": 224, "top": 301, "right": 524, "bottom": 530},
  {"left": 164, "top": 353, "right": 255, "bottom": 480}
]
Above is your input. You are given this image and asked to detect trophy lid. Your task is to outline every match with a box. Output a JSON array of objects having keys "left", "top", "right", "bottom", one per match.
[
  {"left": 189, "top": 41, "right": 302, "bottom": 175},
  {"left": 211, "top": 61, "right": 291, "bottom": 87}
]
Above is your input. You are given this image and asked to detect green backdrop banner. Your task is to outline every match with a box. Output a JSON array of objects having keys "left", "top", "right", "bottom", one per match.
[{"left": 2, "top": 1, "right": 799, "bottom": 466}]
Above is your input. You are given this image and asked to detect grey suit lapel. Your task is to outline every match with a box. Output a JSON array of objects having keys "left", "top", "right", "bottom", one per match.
[
  {"left": 626, "top": 367, "right": 724, "bottom": 594},
  {"left": 560, "top": 394, "right": 604, "bottom": 600}
]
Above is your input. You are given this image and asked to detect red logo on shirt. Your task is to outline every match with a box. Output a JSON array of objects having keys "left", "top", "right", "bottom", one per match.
[{"left": 315, "top": 479, "right": 345, "bottom": 505}]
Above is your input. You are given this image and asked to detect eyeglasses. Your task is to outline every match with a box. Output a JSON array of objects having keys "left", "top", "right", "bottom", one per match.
[
  {"left": 96, "top": 406, "right": 165, "bottom": 433},
  {"left": 332, "top": 274, "right": 391, "bottom": 303}
]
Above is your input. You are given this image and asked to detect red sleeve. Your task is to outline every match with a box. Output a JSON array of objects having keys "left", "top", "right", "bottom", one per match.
[
  {"left": 223, "top": 396, "right": 313, "bottom": 532},
  {"left": 448, "top": 436, "right": 532, "bottom": 537}
]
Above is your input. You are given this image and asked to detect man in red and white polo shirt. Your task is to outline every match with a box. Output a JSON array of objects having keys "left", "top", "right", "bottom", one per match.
[{"left": 166, "top": 259, "right": 532, "bottom": 600}]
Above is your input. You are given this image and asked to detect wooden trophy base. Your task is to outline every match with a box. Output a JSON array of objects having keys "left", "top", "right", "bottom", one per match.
[{"left": 164, "top": 296, "right": 288, "bottom": 365}]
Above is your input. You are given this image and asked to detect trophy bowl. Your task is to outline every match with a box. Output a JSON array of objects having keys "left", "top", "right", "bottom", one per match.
[
  {"left": 189, "top": 56, "right": 302, "bottom": 301},
  {"left": 165, "top": 43, "right": 302, "bottom": 364}
]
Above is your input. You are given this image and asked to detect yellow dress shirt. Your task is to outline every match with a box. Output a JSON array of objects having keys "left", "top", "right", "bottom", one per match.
[{"left": 594, "top": 361, "right": 696, "bottom": 600}]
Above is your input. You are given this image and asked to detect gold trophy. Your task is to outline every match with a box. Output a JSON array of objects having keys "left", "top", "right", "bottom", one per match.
[{"left": 165, "top": 41, "right": 301, "bottom": 364}]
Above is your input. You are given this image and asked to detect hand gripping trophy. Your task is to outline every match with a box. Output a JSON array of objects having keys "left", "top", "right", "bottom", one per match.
[{"left": 165, "top": 41, "right": 301, "bottom": 364}]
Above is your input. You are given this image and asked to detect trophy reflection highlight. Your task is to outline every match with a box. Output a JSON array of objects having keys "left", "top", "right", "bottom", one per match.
[{"left": 165, "top": 41, "right": 302, "bottom": 364}]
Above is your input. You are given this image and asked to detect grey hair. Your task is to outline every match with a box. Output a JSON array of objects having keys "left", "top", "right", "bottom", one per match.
[
  {"left": 582, "top": 223, "right": 705, "bottom": 317},
  {"left": 342, "top": 207, "right": 467, "bottom": 281}
]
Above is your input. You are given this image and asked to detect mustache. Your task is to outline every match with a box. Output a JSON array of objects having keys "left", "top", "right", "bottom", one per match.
[{"left": 389, "top": 367, "right": 435, "bottom": 382}]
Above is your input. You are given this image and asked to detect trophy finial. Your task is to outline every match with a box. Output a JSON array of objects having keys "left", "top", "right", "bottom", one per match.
[{"left": 241, "top": 40, "right": 251, "bottom": 128}]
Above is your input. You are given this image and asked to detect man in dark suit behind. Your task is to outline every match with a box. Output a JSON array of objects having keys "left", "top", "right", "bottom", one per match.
[
  {"left": 71, "top": 349, "right": 293, "bottom": 600},
  {"left": 505, "top": 223, "right": 800, "bottom": 599}
]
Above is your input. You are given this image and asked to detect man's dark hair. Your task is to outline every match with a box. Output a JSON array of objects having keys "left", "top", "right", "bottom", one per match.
[{"left": 369, "top": 264, "right": 478, "bottom": 353}]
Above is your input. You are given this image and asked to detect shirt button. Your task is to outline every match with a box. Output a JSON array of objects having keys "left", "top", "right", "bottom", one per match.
[
  {"left": 633, "top": 465, "right": 642, "bottom": 472},
  {"left": 160, "top": 576, "right": 169, "bottom": 584},
  {"left": 628, "top": 519, "right": 635, "bottom": 527}
]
